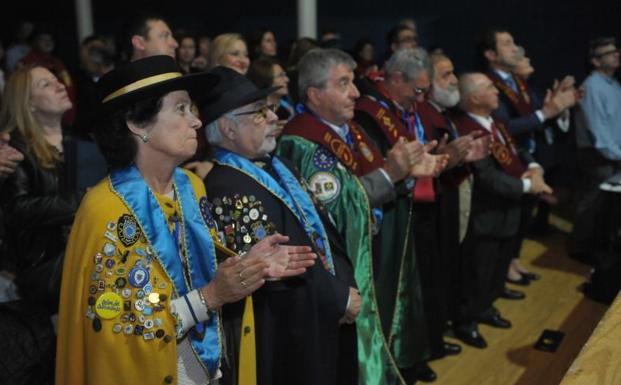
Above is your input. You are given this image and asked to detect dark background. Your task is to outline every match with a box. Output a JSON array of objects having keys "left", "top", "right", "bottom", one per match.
[{"left": 2, "top": 0, "right": 620, "bottom": 89}]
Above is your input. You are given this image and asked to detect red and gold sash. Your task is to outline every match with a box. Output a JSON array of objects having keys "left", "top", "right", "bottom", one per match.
[
  {"left": 283, "top": 112, "right": 384, "bottom": 177},
  {"left": 354, "top": 92, "right": 436, "bottom": 202},
  {"left": 355, "top": 95, "right": 413, "bottom": 145},
  {"left": 452, "top": 113, "right": 526, "bottom": 178},
  {"left": 486, "top": 71, "right": 535, "bottom": 117}
]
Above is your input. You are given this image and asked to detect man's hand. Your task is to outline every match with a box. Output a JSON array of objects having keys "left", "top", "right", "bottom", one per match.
[
  {"left": 410, "top": 141, "right": 449, "bottom": 178},
  {"left": 340, "top": 287, "right": 361, "bottom": 324},
  {"left": 438, "top": 133, "right": 476, "bottom": 169},
  {"left": 464, "top": 133, "right": 491, "bottom": 162},
  {"left": 527, "top": 174, "right": 553, "bottom": 195},
  {"left": 521, "top": 166, "right": 544, "bottom": 180},
  {"left": 384, "top": 137, "right": 424, "bottom": 183},
  {"left": 247, "top": 233, "right": 316, "bottom": 278}
]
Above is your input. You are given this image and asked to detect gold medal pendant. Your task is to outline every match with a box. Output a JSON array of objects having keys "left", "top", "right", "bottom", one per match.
[{"left": 491, "top": 142, "right": 512, "bottom": 166}]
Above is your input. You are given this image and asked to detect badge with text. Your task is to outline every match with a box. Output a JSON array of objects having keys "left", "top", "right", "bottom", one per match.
[{"left": 95, "top": 292, "right": 123, "bottom": 319}]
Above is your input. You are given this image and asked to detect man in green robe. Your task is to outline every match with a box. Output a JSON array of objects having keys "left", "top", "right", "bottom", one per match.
[{"left": 276, "top": 48, "right": 445, "bottom": 385}]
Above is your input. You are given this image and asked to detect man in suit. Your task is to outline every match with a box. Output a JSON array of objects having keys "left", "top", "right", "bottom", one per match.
[
  {"left": 451, "top": 73, "right": 552, "bottom": 348},
  {"left": 478, "top": 28, "right": 576, "bottom": 287}
]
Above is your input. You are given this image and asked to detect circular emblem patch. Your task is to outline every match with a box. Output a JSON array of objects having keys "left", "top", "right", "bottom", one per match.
[
  {"left": 128, "top": 266, "right": 150, "bottom": 288},
  {"left": 95, "top": 292, "right": 123, "bottom": 320},
  {"left": 308, "top": 172, "right": 341, "bottom": 203},
  {"left": 117, "top": 214, "right": 141, "bottom": 247},
  {"left": 312, "top": 147, "right": 336, "bottom": 171}
]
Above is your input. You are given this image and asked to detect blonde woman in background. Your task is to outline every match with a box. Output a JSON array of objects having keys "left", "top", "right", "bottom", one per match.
[{"left": 209, "top": 33, "right": 250, "bottom": 74}]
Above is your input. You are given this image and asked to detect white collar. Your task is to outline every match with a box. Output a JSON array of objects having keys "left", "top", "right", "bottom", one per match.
[
  {"left": 467, "top": 112, "right": 494, "bottom": 131},
  {"left": 320, "top": 118, "right": 349, "bottom": 141},
  {"left": 495, "top": 68, "right": 512, "bottom": 81}
]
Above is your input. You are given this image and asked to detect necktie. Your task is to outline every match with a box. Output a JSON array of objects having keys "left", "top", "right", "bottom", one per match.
[
  {"left": 410, "top": 112, "right": 435, "bottom": 202},
  {"left": 505, "top": 75, "right": 518, "bottom": 93}
]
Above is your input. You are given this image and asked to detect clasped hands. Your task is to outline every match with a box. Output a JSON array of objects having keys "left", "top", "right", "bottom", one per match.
[
  {"left": 521, "top": 167, "right": 553, "bottom": 195},
  {"left": 201, "top": 233, "right": 316, "bottom": 310},
  {"left": 384, "top": 137, "right": 449, "bottom": 183},
  {"left": 437, "top": 130, "right": 492, "bottom": 167}
]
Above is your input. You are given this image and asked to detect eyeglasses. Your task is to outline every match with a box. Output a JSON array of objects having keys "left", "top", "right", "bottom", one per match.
[{"left": 233, "top": 104, "right": 278, "bottom": 124}]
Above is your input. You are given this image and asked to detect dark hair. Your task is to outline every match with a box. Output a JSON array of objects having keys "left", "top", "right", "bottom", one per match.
[
  {"left": 353, "top": 38, "right": 374, "bottom": 60},
  {"left": 589, "top": 36, "right": 616, "bottom": 58},
  {"left": 247, "top": 27, "right": 274, "bottom": 60},
  {"left": 287, "top": 37, "right": 319, "bottom": 69},
  {"left": 94, "top": 94, "right": 163, "bottom": 171},
  {"left": 247, "top": 56, "right": 280, "bottom": 89},
  {"left": 475, "top": 27, "right": 509, "bottom": 69},
  {"left": 386, "top": 25, "right": 412, "bottom": 47},
  {"left": 119, "top": 12, "right": 166, "bottom": 60}
]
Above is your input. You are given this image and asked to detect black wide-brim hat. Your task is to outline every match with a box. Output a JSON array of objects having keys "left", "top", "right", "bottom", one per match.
[
  {"left": 200, "top": 66, "right": 281, "bottom": 124},
  {"left": 97, "top": 55, "right": 220, "bottom": 115}
]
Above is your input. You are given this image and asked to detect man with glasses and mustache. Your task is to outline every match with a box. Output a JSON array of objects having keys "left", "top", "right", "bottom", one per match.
[
  {"left": 570, "top": 37, "right": 621, "bottom": 267},
  {"left": 201, "top": 66, "right": 359, "bottom": 385},
  {"left": 277, "top": 48, "right": 447, "bottom": 385}
]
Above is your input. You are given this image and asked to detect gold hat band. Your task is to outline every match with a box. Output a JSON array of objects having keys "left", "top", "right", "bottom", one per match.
[{"left": 102, "top": 72, "right": 183, "bottom": 103}]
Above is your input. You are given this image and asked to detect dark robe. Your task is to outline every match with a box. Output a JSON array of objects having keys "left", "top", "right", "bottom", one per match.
[{"left": 204, "top": 156, "right": 357, "bottom": 385}]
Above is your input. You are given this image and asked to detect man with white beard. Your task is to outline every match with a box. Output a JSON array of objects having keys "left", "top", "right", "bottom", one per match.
[
  {"left": 200, "top": 66, "right": 360, "bottom": 385},
  {"left": 418, "top": 53, "right": 492, "bottom": 347}
]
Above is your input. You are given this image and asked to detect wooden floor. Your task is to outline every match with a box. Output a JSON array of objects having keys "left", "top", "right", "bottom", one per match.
[{"left": 430, "top": 215, "right": 609, "bottom": 385}]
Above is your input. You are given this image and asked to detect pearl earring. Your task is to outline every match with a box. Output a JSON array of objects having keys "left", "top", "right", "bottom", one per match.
[{"left": 141, "top": 133, "right": 149, "bottom": 143}]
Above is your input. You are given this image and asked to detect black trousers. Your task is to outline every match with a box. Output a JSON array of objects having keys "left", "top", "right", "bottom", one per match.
[
  {"left": 413, "top": 202, "right": 448, "bottom": 360},
  {"left": 457, "top": 232, "right": 515, "bottom": 322}
]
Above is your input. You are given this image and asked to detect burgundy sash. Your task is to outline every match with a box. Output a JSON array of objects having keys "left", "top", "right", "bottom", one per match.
[
  {"left": 416, "top": 101, "right": 452, "bottom": 139},
  {"left": 355, "top": 93, "right": 436, "bottom": 202},
  {"left": 486, "top": 72, "right": 535, "bottom": 117},
  {"left": 283, "top": 112, "right": 384, "bottom": 177},
  {"left": 452, "top": 113, "right": 526, "bottom": 178}
]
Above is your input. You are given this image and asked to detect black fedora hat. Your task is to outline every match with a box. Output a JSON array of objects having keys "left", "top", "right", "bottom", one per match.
[
  {"left": 97, "top": 55, "right": 219, "bottom": 114},
  {"left": 200, "top": 66, "right": 280, "bottom": 124}
]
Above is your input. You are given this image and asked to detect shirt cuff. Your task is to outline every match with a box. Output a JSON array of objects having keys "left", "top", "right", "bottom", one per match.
[
  {"left": 378, "top": 167, "right": 394, "bottom": 186},
  {"left": 171, "top": 290, "right": 210, "bottom": 338},
  {"left": 344, "top": 292, "right": 351, "bottom": 314},
  {"left": 535, "top": 110, "right": 546, "bottom": 123},
  {"left": 522, "top": 178, "right": 531, "bottom": 193}
]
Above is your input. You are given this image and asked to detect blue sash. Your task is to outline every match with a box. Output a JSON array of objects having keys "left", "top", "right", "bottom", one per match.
[
  {"left": 215, "top": 149, "right": 335, "bottom": 275},
  {"left": 110, "top": 165, "right": 221, "bottom": 376}
]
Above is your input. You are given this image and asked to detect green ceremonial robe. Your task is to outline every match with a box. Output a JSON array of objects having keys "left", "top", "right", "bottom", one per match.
[
  {"left": 277, "top": 132, "right": 407, "bottom": 385},
  {"left": 354, "top": 106, "right": 431, "bottom": 370}
]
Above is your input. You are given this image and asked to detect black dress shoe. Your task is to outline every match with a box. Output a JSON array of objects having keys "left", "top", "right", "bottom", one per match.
[
  {"left": 476, "top": 313, "right": 512, "bottom": 329},
  {"left": 506, "top": 274, "right": 530, "bottom": 286},
  {"left": 521, "top": 272, "right": 541, "bottom": 281},
  {"left": 453, "top": 326, "right": 487, "bottom": 349},
  {"left": 414, "top": 363, "right": 437, "bottom": 383},
  {"left": 500, "top": 287, "right": 526, "bottom": 300},
  {"left": 443, "top": 341, "right": 462, "bottom": 356}
]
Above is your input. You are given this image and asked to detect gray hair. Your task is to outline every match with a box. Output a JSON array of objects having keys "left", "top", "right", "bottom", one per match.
[
  {"left": 204, "top": 112, "right": 239, "bottom": 145},
  {"left": 298, "top": 48, "right": 357, "bottom": 103},
  {"left": 385, "top": 47, "right": 430, "bottom": 81}
]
